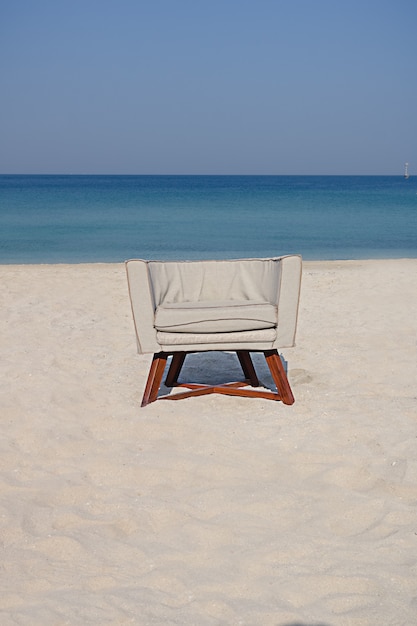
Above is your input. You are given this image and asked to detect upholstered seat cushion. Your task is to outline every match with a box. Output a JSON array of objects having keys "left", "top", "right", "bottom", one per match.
[
  {"left": 156, "top": 327, "right": 277, "bottom": 346},
  {"left": 154, "top": 300, "right": 277, "bottom": 333}
]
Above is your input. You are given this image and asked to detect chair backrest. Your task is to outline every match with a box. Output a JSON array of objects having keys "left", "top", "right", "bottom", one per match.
[{"left": 147, "top": 258, "right": 281, "bottom": 306}]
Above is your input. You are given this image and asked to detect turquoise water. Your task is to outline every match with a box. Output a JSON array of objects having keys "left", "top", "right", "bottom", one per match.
[{"left": 0, "top": 175, "right": 416, "bottom": 263}]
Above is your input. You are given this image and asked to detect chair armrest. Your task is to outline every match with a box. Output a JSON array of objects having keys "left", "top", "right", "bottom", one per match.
[
  {"left": 275, "top": 255, "right": 302, "bottom": 348},
  {"left": 125, "top": 260, "right": 160, "bottom": 354}
]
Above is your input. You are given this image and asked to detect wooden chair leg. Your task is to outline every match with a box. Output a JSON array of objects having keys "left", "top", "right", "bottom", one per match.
[
  {"left": 264, "top": 349, "right": 294, "bottom": 405},
  {"left": 140, "top": 350, "right": 295, "bottom": 407},
  {"left": 236, "top": 350, "right": 260, "bottom": 387},
  {"left": 141, "top": 353, "right": 168, "bottom": 407},
  {"left": 165, "top": 352, "right": 187, "bottom": 386}
]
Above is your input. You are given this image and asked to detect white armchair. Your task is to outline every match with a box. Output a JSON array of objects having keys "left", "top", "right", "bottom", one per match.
[{"left": 125, "top": 255, "right": 302, "bottom": 406}]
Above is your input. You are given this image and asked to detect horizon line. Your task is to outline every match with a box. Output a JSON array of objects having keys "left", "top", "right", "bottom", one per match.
[{"left": 0, "top": 172, "right": 411, "bottom": 177}]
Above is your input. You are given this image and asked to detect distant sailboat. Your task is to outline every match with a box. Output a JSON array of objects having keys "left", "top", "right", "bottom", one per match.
[{"left": 404, "top": 162, "right": 410, "bottom": 179}]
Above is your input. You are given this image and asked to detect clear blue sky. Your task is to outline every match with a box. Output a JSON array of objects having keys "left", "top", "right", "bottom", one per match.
[{"left": 1, "top": 0, "right": 416, "bottom": 174}]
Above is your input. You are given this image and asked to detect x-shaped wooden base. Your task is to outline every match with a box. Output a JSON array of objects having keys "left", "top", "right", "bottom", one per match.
[{"left": 140, "top": 350, "right": 294, "bottom": 407}]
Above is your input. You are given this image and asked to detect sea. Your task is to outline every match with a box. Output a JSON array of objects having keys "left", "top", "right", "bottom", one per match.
[{"left": 0, "top": 175, "right": 416, "bottom": 264}]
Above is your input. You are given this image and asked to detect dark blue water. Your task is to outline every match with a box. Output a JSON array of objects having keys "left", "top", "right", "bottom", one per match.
[{"left": 0, "top": 175, "right": 416, "bottom": 263}]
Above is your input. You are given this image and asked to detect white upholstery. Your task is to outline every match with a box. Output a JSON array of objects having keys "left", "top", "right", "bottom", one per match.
[
  {"left": 148, "top": 259, "right": 279, "bottom": 304},
  {"left": 125, "top": 256, "right": 302, "bottom": 353},
  {"left": 156, "top": 328, "right": 278, "bottom": 348},
  {"left": 154, "top": 300, "right": 277, "bottom": 333}
]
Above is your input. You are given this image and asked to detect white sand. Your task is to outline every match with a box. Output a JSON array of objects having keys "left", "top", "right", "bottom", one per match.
[{"left": 1, "top": 259, "right": 416, "bottom": 625}]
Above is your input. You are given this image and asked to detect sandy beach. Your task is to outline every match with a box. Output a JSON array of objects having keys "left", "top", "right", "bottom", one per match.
[{"left": 1, "top": 259, "right": 416, "bottom": 626}]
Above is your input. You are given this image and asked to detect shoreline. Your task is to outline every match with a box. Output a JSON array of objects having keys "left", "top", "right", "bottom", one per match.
[
  {"left": 1, "top": 258, "right": 417, "bottom": 624},
  {"left": 1, "top": 255, "right": 416, "bottom": 266}
]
